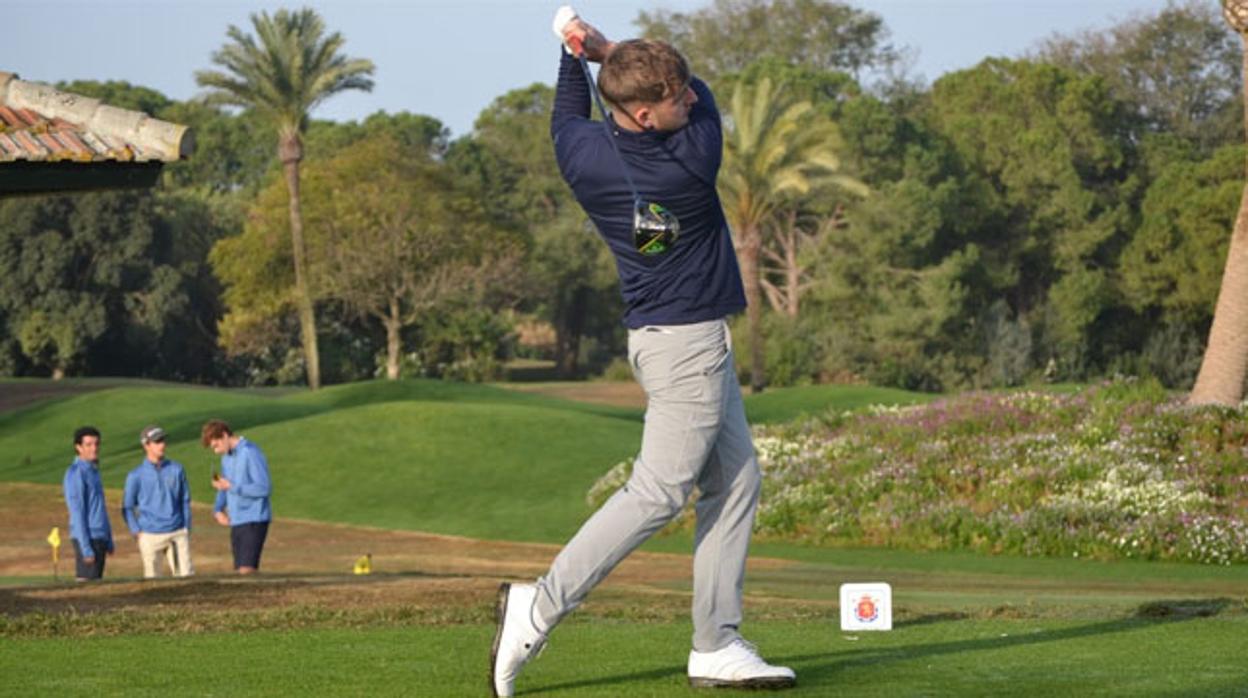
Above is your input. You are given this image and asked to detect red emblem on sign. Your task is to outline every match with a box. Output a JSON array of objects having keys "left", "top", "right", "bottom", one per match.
[{"left": 855, "top": 595, "right": 879, "bottom": 623}]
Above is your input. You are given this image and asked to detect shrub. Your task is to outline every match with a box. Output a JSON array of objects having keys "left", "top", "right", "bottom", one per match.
[{"left": 585, "top": 378, "right": 1248, "bottom": 564}]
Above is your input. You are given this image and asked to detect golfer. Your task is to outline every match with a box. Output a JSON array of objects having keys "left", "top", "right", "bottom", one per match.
[
  {"left": 122, "top": 425, "right": 194, "bottom": 578},
  {"left": 63, "top": 426, "right": 115, "bottom": 581},
  {"left": 202, "top": 419, "right": 272, "bottom": 575},
  {"left": 490, "top": 10, "right": 794, "bottom": 696}
]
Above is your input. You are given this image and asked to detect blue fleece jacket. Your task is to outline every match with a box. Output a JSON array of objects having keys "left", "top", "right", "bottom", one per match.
[
  {"left": 63, "top": 458, "right": 114, "bottom": 553},
  {"left": 213, "top": 437, "right": 272, "bottom": 526},
  {"left": 122, "top": 459, "right": 191, "bottom": 535},
  {"left": 551, "top": 49, "right": 746, "bottom": 329}
]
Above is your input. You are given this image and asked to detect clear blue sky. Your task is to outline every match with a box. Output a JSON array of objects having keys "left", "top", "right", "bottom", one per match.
[{"left": 4, "top": 0, "right": 1177, "bottom": 138}]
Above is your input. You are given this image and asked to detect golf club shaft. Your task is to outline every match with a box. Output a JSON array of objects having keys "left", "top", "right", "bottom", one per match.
[{"left": 568, "top": 38, "right": 642, "bottom": 205}]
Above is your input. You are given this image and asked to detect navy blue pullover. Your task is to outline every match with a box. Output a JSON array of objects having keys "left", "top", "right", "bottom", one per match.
[{"left": 551, "top": 50, "right": 746, "bottom": 329}]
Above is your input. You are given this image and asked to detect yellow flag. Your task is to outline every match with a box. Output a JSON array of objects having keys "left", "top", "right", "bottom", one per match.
[
  {"left": 47, "top": 526, "right": 61, "bottom": 563},
  {"left": 353, "top": 553, "right": 372, "bottom": 575}
]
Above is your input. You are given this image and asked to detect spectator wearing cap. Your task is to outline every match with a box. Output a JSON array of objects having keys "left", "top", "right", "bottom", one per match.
[
  {"left": 62, "top": 426, "right": 115, "bottom": 581},
  {"left": 122, "top": 425, "right": 194, "bottom": 578},
  {"left": 201, "top": 419, "right": 273, "bottom": 575}
]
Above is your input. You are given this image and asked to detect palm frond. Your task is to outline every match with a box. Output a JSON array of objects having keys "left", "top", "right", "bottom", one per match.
[
  {"left": 195, "top": 6, "right": 373, "bottom": 141},
  {"left": 719, "top": 75, "right": 867, "bottom": 231}
]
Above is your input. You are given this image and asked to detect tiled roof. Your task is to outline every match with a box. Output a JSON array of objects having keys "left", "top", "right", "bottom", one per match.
[{"left": 0, "top": 71, "right": 193, "bottom": 164}]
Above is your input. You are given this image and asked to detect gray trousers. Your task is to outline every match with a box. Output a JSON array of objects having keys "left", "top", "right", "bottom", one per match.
[{"left": 533, "top": 318, "right": 760, "bottom": 652}]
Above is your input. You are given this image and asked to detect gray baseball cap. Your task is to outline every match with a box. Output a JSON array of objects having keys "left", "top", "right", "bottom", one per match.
[{"left": 139, "top": 425, "right": 166, "bottom": 444}]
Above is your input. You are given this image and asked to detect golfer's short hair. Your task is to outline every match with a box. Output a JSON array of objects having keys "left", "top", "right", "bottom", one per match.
[
  {"left": 73, "top": 426, "right": 100, "bottom": 447},
  {"left": 599, "top": 39, "right": 690, "bottom": 106},
  {"left": 200, "top": 419, "right": 233, "bottom": 447}
]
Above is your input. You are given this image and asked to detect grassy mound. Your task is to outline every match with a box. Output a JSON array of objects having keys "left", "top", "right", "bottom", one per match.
[
  {"left": 0, "top": 378, "right": 926, "bottom": 542},
  {"left": 0, "top": 380, "right": 640, "bottom": 541}
]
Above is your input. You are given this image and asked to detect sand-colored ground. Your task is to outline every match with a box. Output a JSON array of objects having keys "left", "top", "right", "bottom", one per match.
[
  {"left": 1, "top": 483, "right": 797, "bottom": 630},
  {"left": 495, "top": 380, "right": 647, "bottom": 410}
]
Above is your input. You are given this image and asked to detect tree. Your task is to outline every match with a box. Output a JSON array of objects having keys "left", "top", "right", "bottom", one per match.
[
  {"left": 1121, "top": 144, "right": 1242, "bottom": 326},
  {"left": 1188, "top": 1, "right": 1248, "bottom": 404},
  {"left": 310, "top": 137, "right": 521, "bottom": 380},
  {"left": 0, "top": 192, "right": 222, "bottom": 380},
  {"left": 212, "top": 134, "right": 521, "bottom": 382},
  {"left": 305, "top": 111, "right": 450, "bottom": 162},
  {"left": 196, "top": 8, "right": 375, "bottom": 389},
  {"left": 925, "top": 59, "right": 1134, "bottom": 378},
  {"left": 719, "top": 76, "right": 867, "bottom": 392},
  {"left": 1037, "top": 0, "right": 1242, "bottom": 153},
  {"left": 637, "top": 0, "right": 897, "bottom": 84},
  {"left": 454, "top": 84, "right": 619, "bottom": 377},
  {"left": 760, "top": 208, "right": 841, "bottom": 317}
]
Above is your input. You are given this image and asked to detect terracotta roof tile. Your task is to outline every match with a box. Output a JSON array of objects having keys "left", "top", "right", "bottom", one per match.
[
  {"left": 0, "top": 71, "right": 193, "bottom": 164},
  {"left": 0, "top": 105, "right": 24, "bottom": 129},
  {"left": 0, "top": 133, "right": 17, "bottom": 157},
  {"left": 12, "top": 130, "right": 48, "bottom": 159}
]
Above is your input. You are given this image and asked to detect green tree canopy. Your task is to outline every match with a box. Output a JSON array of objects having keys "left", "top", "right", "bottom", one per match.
[
  {"left": 452, "top": 84, "right": 620, "bottom": 377},
  {"left": 0, "top": 192, "right": 227, "bottom": 381},
  {"left": 1037, "top": 0, "right": 1242, "bottom": 152},
  {"left": 637, "top": 0, "right": 897, "bottom": 83},
  {"left": 924, "top": 58, "right": 1135, "bottom": 375}
]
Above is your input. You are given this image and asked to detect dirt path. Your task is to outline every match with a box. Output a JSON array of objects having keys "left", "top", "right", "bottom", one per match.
[
  {"left": 0, "top": 483, "right": 796, "bottom": 628},
  {"left": 496, "top": 380, "right": 647, "bottom": 410}
]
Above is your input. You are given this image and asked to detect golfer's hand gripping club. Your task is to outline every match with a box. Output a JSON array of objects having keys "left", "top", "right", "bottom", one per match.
[{"left": 553, "top": 6, "right": 587, "bottom": 57}]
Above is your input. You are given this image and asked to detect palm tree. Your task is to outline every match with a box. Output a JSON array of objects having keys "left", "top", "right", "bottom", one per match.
[
  {"left": 196, "top": 8, "right": 374, "bottom": 390},
  {"left": 1189, "top": 1, "right": 1248, "bottom": 404},
  {"left": 719, "top": 77, "right": 867, "bottom": 393}
]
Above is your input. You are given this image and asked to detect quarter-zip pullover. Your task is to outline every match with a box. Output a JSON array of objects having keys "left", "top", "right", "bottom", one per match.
[
  {"left": 122, "top": 458, "right": 191, "bottom": 535},
  {"left": 63, "top": 457, "right": 114, "bottom": 552},
  {"left": 213, "top": 437, "right": 272, "bottom": 526},
  {"left": 551, "top": 49, "right": 746, "bottom": 329}
]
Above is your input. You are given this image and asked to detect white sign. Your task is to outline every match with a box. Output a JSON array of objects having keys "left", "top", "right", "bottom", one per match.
[{"left": 840, "top": 582, "right": 892, "bottom": 631}]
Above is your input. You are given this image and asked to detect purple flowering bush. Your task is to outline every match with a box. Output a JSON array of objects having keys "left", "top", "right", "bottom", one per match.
[{"left": 589, "top": 379, "right": 1248, "bottom": 564}]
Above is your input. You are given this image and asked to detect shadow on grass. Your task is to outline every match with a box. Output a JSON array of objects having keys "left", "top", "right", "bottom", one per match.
[
  {"left": 527, "top": 599, "right": 1236, "bottom": 695},
  {"left": 526, "top": 664, "right": 687, "bottom": 696},
  {"left": 1135, "top": 598, "right": 1236, "bottom": 619},
  {"left": 895, "top": 612, "right": 969, "bottom": 628},
  {"left": 787, "top": 598, "right": 1236, "bottom": 687}
]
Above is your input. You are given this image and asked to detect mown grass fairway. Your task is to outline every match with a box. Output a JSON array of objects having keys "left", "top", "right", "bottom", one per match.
[{"left": 4, "top": 616, "right": 1247, "bottom": 697}]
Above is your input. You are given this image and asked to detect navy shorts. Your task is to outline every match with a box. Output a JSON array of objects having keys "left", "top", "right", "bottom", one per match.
[
  {"left": 72, "top": 538, "right": 108, "bottom": 580},
  {"left": 230, "top": 521, "right": 270, "bottom": 570}
]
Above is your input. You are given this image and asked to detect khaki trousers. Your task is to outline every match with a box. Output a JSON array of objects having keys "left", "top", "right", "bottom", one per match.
[
  {"left": 534, "top": 318, "right": 759, "bottom": 652},
  {"left": 137, "top": 528, "right": 193, "bottom": 578}
]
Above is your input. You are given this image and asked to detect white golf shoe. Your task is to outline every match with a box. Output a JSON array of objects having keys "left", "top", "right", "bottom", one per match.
[
  {"left": 490, "top": 583, "right": 547, "bottom": 697},
  {"left": 687, "top": 638, "right": 796, "bottom": 689}
]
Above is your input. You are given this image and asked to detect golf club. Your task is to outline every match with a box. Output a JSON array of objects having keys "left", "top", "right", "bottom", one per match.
[{"left": 553, "top": 6, "right": 680, "bottom": 256}]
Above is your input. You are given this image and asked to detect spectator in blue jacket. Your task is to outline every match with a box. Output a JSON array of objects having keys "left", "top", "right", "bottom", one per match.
[
  {"left": 63, "top": 426, "right": 114, "bottom": 581},
  {"left": 122, "top": 425, "right": 193, "bottom": 578},
  {"left": 490, "top": 11, "right": 794, "bottom": 698},
  {"left": 202, "top": 419, "right": 272, "bottom": 575}
]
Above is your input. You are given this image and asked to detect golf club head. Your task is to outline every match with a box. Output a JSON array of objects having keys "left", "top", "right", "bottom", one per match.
[{"left": 634, "top": 200, "right": 680, "bottom": 256}]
